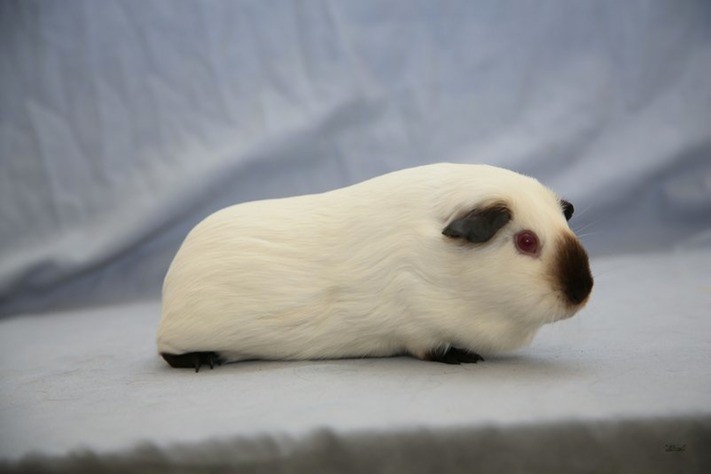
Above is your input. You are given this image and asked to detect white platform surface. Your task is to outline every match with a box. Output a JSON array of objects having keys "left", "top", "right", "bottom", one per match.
[{"left": 1, "top": 249, "right": 710, "bottom": 471}]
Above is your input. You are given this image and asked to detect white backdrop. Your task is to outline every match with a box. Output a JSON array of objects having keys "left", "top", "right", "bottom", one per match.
[{"left": 1, "top": 0, "right": 710, "bottom": 316}]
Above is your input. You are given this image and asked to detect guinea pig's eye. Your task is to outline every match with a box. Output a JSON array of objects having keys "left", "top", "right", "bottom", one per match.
[{"left": 515, "top": 230, "right": 540, "bottom": 256}]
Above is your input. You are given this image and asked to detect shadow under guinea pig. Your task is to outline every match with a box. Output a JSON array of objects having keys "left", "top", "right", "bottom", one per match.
[{"left": 152, "top": 352, "right": 590, "bottom": 383}]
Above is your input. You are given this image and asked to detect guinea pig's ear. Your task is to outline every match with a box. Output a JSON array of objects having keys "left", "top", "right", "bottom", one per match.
[
  {"left": 561, "top": 200, "right": 574, "bottom": 221},
  {"left": 442, "top": 202, "right": 511, "bottom": 244}
]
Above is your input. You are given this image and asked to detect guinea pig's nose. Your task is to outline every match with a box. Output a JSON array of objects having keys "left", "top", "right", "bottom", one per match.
[
  {"left": 565, "top": 269, "right": 593, "bottom": 305},
  {"left": 556, "top": 234, "right": 594, "bottom": 306}
]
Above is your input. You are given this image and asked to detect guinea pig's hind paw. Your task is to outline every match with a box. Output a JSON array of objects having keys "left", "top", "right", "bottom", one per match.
[
  {"left": 161, "top": 351, "right": 223, "bottom": 372},
  {"left": 428, "top": 347, "right": 484, "bottom": 365}
]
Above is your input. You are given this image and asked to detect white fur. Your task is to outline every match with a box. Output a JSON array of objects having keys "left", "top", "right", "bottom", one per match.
[{"left": 157, "top": 163, "right": 587, "bottom": 362}]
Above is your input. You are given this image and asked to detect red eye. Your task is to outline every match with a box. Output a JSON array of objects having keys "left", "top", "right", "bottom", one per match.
[{"left": 515, "top": 231, "right": 540, "bottom": 256}]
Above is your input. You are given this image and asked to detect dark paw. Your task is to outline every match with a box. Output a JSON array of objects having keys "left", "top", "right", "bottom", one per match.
[
  {"left": 427, "top": 347, "right": 484, "bottom": 365},
  {"left": 161, "top": 352, "right": 223, "bottom": 372}
]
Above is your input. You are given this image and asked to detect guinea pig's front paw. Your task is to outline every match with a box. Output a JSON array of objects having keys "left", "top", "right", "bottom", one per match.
[
  {"left": 160, "top": 351, "right": 224, "bottom": 372},
  {"left": 426, "top": 347, "right": 484, "bottom": 365}
]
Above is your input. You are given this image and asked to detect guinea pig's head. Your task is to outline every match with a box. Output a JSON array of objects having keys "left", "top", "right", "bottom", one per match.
[{"left": 440, "top": 171, "right": 593, "bottom": 328}]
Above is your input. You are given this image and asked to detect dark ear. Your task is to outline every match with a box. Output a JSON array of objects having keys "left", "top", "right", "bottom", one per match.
[
  {"left": 442, "top": 202, "right": 511, "bottom": 244},
  {"left": 561, "top": 200, "right": 574, "bottom": 221}
]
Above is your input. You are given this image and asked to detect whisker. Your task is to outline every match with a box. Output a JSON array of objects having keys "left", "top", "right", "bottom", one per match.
[
  {"left": 573, "top": 216, "right": 608, "bottom": 234},
  {"left": 575, "top": 231, "right": 601, "bottom": 239}
]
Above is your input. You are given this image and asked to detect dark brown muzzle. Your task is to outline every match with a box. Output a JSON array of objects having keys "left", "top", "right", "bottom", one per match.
[{"left": 556, "top": 234, "right": 594, "bottom": 306}]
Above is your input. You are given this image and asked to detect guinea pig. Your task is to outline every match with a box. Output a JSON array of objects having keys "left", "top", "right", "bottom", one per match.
[{"left": 157, "top": 163, "right": 593, "bottom": 371}]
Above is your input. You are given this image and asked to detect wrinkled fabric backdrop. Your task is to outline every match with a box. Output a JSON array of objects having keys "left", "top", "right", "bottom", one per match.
[{"left": 1, "top": 0, "right": 710, "bottom": 317}]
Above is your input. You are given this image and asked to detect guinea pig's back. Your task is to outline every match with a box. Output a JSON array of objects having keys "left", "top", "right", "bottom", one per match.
[
  {"left": 157, "top": 193, "right": 343, "bottom": 354},
  {"left": 156, "top": 168, "right": 445, "bottom": 358}
]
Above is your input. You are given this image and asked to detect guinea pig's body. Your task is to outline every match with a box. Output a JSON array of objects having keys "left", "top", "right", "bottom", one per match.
[{"left": 157, "top": 163, "right": 593, "bottom": 370}]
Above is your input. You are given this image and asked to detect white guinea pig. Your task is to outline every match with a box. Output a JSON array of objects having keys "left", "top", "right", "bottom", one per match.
[{"left": 157, "top": 163, "right": 593, "bottom": 371}]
